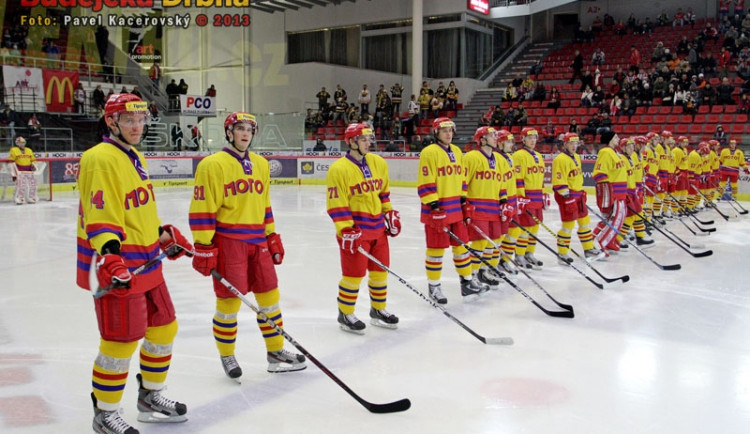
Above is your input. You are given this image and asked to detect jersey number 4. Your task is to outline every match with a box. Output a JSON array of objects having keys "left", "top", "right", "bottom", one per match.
[{"left": 91, "top": 190, "right": 105, "bottom": 209}]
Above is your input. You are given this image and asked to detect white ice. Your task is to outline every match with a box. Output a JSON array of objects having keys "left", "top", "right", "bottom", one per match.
[{"left": 1, "top": 185, "right": 749, "bottom": 433}]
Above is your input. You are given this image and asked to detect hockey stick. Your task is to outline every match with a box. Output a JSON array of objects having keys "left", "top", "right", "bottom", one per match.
[
  {"left": 626, "top": 205, "right": 713, "bottom": 258},
  {"left": 91, "top": 245, "right": 193, "bottom": 299},
  {"left": 356, "top": 247, "right": 514, "bottom": 345},
  {"left": 445, "top": 227, "right": 574, "bottom": 318},
  {"left": 524, "top": 210, "right": 630, "bottom": 284},
  {"left": 692, "top": 186, "right": 731, "bottom": 221},
  {"left": 586, "top": 204, "right": 681, "bottom": 271},
  {"left": 644, "top": 185, "right": 715, "bottom": 234},
  {"left": 468, "top": 223, "right": 574, "bottom": 312},
  {"left": 509, "top": 218, "right": 606, "bottom": 289},
  {"left": 211, "top": 270, "right": 412, "bottom": 414},
  {"left": 724, "top": 197, "right": 749, "bottom": 215}
]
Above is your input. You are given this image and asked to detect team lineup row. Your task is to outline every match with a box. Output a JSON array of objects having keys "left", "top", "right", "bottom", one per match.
[{"left": 72, "top": 92, "right": 748, "bottom": 433}]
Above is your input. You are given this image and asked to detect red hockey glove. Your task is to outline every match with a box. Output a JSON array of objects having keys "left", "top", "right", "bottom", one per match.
[
  {"left": 267, "top": 232, "right": 285, "bottom": 265},
  {"left": 384, "top": 210, "right": 401, "bottom": 237},
  {"left": 543, "top": 193, "right": 551, "bottom": 210},
  {"left": 517, "top": 197, "right": 531, "bottom": 214},
  {"left": 160, "top": 224, "right": 194, "bottom": 260},
  {"left": 96, "top": 254, "right": 132, "bottom": 289},
  {"left": 501, "top": 204, "right": 515, "bottom": 222},
  {"left": 192, "top": 243, "right": 218, "bottom": 276},
  {"left": 340, "top": 226, "right": 362, "bottom": 254},
  {"left": 461, "top": 200, "right": 475, "bottom": 225},
  {"left": 428, "top": 208, "right": 448, "bottom": 230}
]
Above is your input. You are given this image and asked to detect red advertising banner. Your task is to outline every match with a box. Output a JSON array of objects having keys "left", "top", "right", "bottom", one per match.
[
  {"left": 468, "top": 0, "right": 490, "bottom": 15},
  {"left": 43, "top": 69, "right": 79, "bottom": 113}
]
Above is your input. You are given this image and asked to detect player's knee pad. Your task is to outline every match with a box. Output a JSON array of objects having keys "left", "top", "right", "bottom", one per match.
[
  {"left": 144, "top": 319, "right": 178, "bottom": 346},
  {"left": 368, "top": 270, "right": 387, "bottom": 287},
  {"left": 255, "top": 287, "right": 280, "bottom": 312},
  {"left": 216, "top": 296, "right": 242, "bottom": 316}
]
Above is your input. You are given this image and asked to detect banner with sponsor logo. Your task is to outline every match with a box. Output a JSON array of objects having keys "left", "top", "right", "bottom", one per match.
[
  {"left": 179, "top": 95, "right": 216, "bottom": 116},
  {"left": 2, "top": 65, "right": 46, "bottom": 111},
  {"left": 146, "top": 158, "right": 195, "bottom": 180},
  {"left": 467, "top": 0, "right": 490, "bottom": 15},
  {"left": 43, "top": 69, "right": 79, "bottom": 113},
  {"left": 267, "top": 157, "right": 298, "bottom": 178}
]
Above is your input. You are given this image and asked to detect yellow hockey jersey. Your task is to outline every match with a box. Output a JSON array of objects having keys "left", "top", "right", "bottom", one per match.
[
  {"left": 9, "top": 146, "right": 36, "bottom": 171},
  {"left": 497, "top": 150, "right": 517, "bottom": 208},
  {"left": 642, "top": 146, "right": 659, "bottom": 187},
  {"left": 688, "top": 150, "right": 703, "bottom": 181},
  {"left": 417, "top": 143, "right": 467, "bottom": 224},
  {"left": 512, "top": 147, "right": 545, "bottom": 208},
  {"left": 190, "top": 148, "right": 276, "bottom": 246},
  {"left": 326, "top": 153, "right": 393, "bottom": 239},
  {"left": 76, "top": 138, "right": 163, "bottom": 292},
  {"left": 593, "top": 146, "right": 627, "bottom": 198},
  {"left": 719, "top": 148, "right": 748, "bottom": 173},
  {"left": 552, "top": 151, "right": 584, "bottom": 199},
  {"left": 630, "top": 151, "right": 644, "bottom": 191},
  {"left": 671, "top": 146, "right": 688, "bottom": 172},
  {"left": 464, "top": 149, "right": 503, "bottom": 221}
]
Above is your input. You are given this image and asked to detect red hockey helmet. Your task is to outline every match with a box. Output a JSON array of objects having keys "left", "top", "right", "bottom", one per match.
[
  {"left": 698, "top": 141, "right": 710, "bottom": 155},
  {"left": 729, "top": 139, "right": 738, "bottom": 146},
  {"left": 634, "top": 136, "right": 648, "bottom": 145},
  {"left": 432, "top": 117, "right": 455, "bottom": 136},
  {"left": 661, "top": 130, "right": 673, "bottom": 138},
  {"left": 473, "top": 126, "right": 497, "bottom": 146},
  {"left": 646, "top": 131, "right": 658, "bottom": 140},
  {"left": 615, "top": 137, "right": 634, "bottom": 153},
  {"left": 104, "top": 93, "right": 149, "bottom": 121},
  {"left": 496, "top": 129, "right": 514, "bottom": 143},
  {"left": 224, "top": 112, "right": 257, "bottom": 134},
  {"left": 677, "top": 135, "right": 688, "bottom": 144},
  {"left": 562, "top": 132, "right": 580, "bottom": 144},
  {"left": 521, "top": 127, "right": 539, "bottom": 137},
  {"left": 344, "top": 123, "right": 375, "bottom": 145}
]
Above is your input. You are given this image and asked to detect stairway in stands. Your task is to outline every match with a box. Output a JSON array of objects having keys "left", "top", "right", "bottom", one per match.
[{"left": 453, "top": 42, "right": 556, "bottom": 144}]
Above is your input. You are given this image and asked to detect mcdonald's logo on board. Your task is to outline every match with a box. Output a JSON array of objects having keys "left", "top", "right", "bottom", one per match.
[{"left": 46, "top": 76, "right": 74, "bottom": 105}]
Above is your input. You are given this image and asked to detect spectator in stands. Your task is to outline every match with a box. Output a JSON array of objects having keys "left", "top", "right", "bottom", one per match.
[
  {"left": 574, "top": 25, "right": 586, "bottom": 44},
  {"left": 409, "top": 134, "right": 422, "bottom": 151},
  {"left": 529, "top": 59, "right": 543, "bottom": 76},
  {"left": 149, "top": 61, "right": 161, "bottom": 88},
  {"left": 74, "top": 83, "right": 86, "bottom": 114},
  {"left": 657, "top": 10, "right": 670, "bottom": 26},
  {"left": 313, "top": 138, "right": 326, "bottom": 152},
  {"left": 346, "top": 105, "right": 360, "bottom": 125},
  {"left": 120, "top": 86, "right": 128, "bottom": 94},
  {"left": 389, "top": 83, "right": 402, "bottom": 114},
  {"left": 417, "top": 89, "right": 430, "bottom": 120},
  {"left": 673, "top": 83, "right": 688, "bottom": 106},
  {"left": 580, "top": 69, "right": 594, "bottom": 92},
  {"left": 569, "top": 49, "right": 584, "bottom": 84},
  {"left": 445, "top": 81, "right": 459, "bottom": 111},
  {"left": 429, "top": 93, "right": 442, "bottom": 119},
  {"left": 717, "top": 77, "right": 736, "bottom": 104},
  {"left": 178, "top": 79, "right": 189, "bottom": 95},
  {"left": 652, "top": 42, "right": 666, "bottom": 62},
  {"left": 592, "top": 85, "right": 606, "bottom": 108},
  {"left": 514, "top": 104, "right": 529, "bottom": 127},
  {"left": 653, "top": 76, "right": 668, "bottom": 98},
  {"left": 713, "top": 125, "right": 728, "bottom": 145},
  {"left": 701, "top": 83, "right": 717, "bottom": 107},
  {"left": 205, "top": 84, "right": 216, "bottom": 97},
  {"left": 2, "top": 29, "right": 11, "bottom": 49},
  {"left": 683, "top": 92, "right": 697, "bottom": 119},
  {"left": 739, "top": 93, "right": 750, "bottom": 113},
  {"left": 478, "top": 106, "right": 492, "bottom": 127},
  {"left": 357, "top": 84, "right": 371, "bottom": 115},
  {"left": 27, "top": 113, "right": 41, "bottom": 142},
  {"left": 548, "top": 87, "right": 561, "bottom": 111},
  {"left": 148, "top": 102, "right": 159, "bottom": 121},
  {"left": 629, "top": 45, "right": 642, "bottom": 73},
  {"left": 316, "top": 87, "right": 330, "bottom": 111},
  {"left": 305, "top": 108, "right": 317, "bottom": 133},
  {"left": 627, "top": 13, "right": 638, "bottom": 30},
  {"left": 131, "top": 86, "right": 142, "bottom": 99},
  {"left": 489, "top": 106, "right": 504, "bottom": 127},
  {"left": 597, "top": 112, "right": 613, "bottom": 135},
  {"left": 638, "top": 17, "right": 654, "bottom": 35},
  {"left": 673, "top": 8, "right": 686, "bottom": 27},
  {"left": 741, "top": 76, "right": 750, "bottom": 95},
  {"left": 92, "top": 85, "right": 105, "bottom": 111},
  {"left": 384, "top": 140, "right": 399, "bottom": 152},
  {"left": 612, "top": 66, "right": 626, "bottom": 87},
  {"left": 702, "top": 22, "right": 720, "bottom": 43},
  {"left": 620, "top": 93, "right": 636, "bottom": 118},
  {"left": 701, "top": 52, "right": 718, "bottom": 77},
  {"left": 188, "top": 125, "right": 202, "bottom": 150},
  {"left": 582, "top": 113, "right": 601, "bottom": 140},
  {"left": 166, "top": 79, "right": 179, "bottom": 111},
  {"left": 541, "top": 120, "right": 557, "bottom": 146},
  {"left": 580, "top": 85, "right": 594, "bottom": 107},
  {"left": 638, "top": 82, "right": 654, "bottom": 106},
  {"left": 686, "top": 7, "right": 696, "bottom": 27},
  {"left": 592, "top": 16, "right": 604, "bottom": 33},
  {"left": 330, "top": 98, "right": 346, "bottom": 125},
  {"left": 614, "top": 19, "right": 627, "bottom": 36},
  {"left": 568, "top": 118, "right": 581, "bottom": 135},
  {"left": 44, "top": 39, "right": 60, "bottom": 68},
  {"left": 676, "top": 36, "right": 690, "bottom": 56},
  {"left": 532, "top": 82, "right": 547, "bottom": 101},
  {"left": 503, "top": 82, "right": 518, "bottom": 102},
  {"left": 603, "top": 14, "right": 615, "bottom": 27}
]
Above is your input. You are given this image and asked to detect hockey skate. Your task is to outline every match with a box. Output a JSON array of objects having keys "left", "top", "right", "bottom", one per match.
[
  {"left": 619, "top": 241, "right": 629, "bottom": 249},
  {"left": 92, "top": 393, "right": 139, "bottom": 434},
  {"left": 428, "top": 283, "right": 447, "bottom": 304},
  {"left": 136, "top": 374, "right": 187, "bottom": 423},
  {"left": 477, "top": 267, "right": 502, "bottom": 290},
  {"left": 369, "top": 307, "right": 399, "bottom": 329},
  {"left": 500, "top": 259, "right": 519, "bottom": 275},
  {"left": 267, "top": 348, "right": 307, "bottom": 373},
  {"left": 584, "top": 247, "right": 606, "bottom": 263},
  {"left": 338, "top": 310, "right": 366, "bottom": 334},
  {"left": 557, "top": 253, "right": 573, "bottom": 265},
  {"left": 524, "top": 253, "right": 543, "bottom": 269},
  {"left": 460, "top": 277, "right": 483, "bottom": 302},
  {"left": 515, "top": 255, "right": 533, "bottom": 270},
  {"left": 220, "top": 355, "right": 242, "bottom": 383},
  {"left": 636, "top": 236, "right": 655, "bottom": 248}
]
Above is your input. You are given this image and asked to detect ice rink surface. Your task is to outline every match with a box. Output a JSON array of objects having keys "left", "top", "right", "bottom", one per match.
[{"left": 1, "top": 185, "right": 749, "bottom": 433}]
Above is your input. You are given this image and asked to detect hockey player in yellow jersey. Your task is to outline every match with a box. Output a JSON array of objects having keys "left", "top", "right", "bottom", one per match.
[
  {"left": 8, "top": 135, "right": 37, "bottom": 204},
  {"left": 655, "top": 130, "right": 675, "bottom": 217},
  {"left": 671, "top": 136, "right": 690, "bottom": 212},
  {"left": 326, "top": 123, "right": 400, "bottom": 334},
  {"left": 77, "top": 93, "right": 192, "bottom": 433},
  {"left": 512, "top": 127, "right": 547, "bottom": 270},
  {"left": 593, "top": 130, "right": 628, "bottom": 253},
  {"left": 465, "top": 126, "right": 511, "bottom": 290},
  {"left": 417, "top": 116, "right": 486, "bottom": 305},
  {"left": 551, "top": 133, "right": 604, "bottom": 263},
  {"left": 496, "top": 129, "right": 521, "bottom": 276},
  {"left": 709, "top": 140, "right": 722, "bottom": 201},
  {"left": 688, "top": 142, "right": 708, "bottom": 209},
  {"left": 719, "top": 139, "right": 749, "bottom": 199},
  {"left": 619, "top": 137, "right": 654, "bottom": 248},
  {"left": 642, "top": 132, "right": 660, "bottom": 220},
  {"left": 189, "top": 112, "right": 306, "bottom": 380}
]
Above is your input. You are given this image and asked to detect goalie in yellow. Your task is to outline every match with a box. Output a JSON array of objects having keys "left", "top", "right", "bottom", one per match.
[
  {"left": 326, "top": 123, "right": 400, "bottom": 334},
  {"left": 8, "top": 135, "right": 37, "bottom": 204}
]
